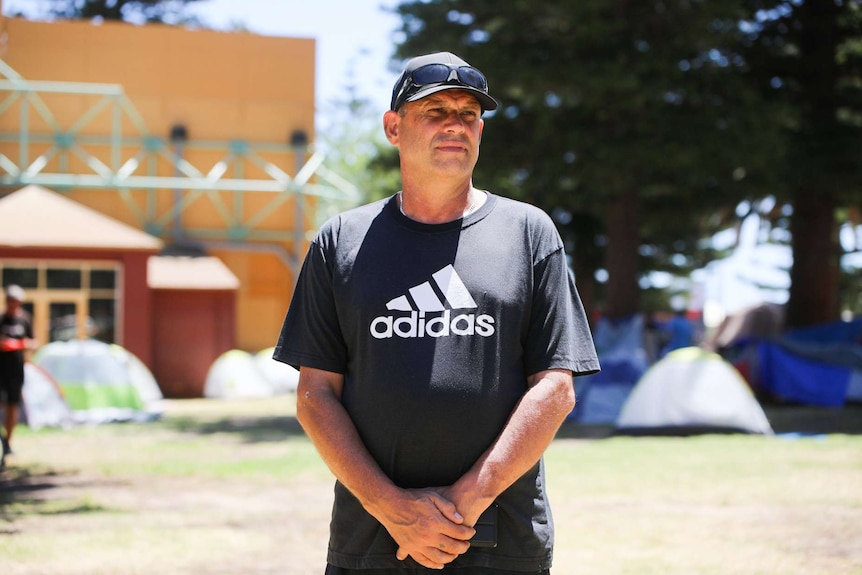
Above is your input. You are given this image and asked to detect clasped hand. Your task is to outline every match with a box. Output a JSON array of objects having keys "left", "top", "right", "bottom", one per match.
[{"left": 380, "top": 488, "right": 475, "bottom": 570}]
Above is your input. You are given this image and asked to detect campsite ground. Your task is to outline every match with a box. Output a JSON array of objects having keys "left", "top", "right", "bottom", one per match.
[{"left": 1, "top": 397, "right": 861, "bottom": 575}]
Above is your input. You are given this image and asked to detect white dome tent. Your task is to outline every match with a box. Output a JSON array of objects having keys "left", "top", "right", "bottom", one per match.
[
  {"left": 254, "top": 347, "right": 299, "bottom": 394},
  {"left": 204, "top": 349, "right": 274, "bottom": 399},
  {"left": 616, "top": 347, "right": 773, "bottom": 435}
]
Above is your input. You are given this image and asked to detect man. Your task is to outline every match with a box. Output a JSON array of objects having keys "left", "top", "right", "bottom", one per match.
[
  {"left": 274, "top": 51, "right": 600, "bottom": 574},
  {"left": 0, "top": 284, "right": 36, "bottom": 462}
]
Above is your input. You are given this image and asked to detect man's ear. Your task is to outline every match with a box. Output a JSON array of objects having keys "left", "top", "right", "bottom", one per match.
[{"left": 383, "top": 110, "right": 400, "bottom": 144}]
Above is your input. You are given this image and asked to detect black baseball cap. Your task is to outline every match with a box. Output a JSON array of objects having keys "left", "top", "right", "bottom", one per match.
[{"left": 390, "top": 52, "right": 499, "bottom": 112}]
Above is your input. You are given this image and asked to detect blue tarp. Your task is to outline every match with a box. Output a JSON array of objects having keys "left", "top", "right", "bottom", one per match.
[
  {"left": 569, "top": 315, "right": 646, "bottom": 423},
  {"left": 784, "top": 318, "right": 862, "bottom": 346},
  {"left": 572, "top": 360, "right": 641, "bottom": 424},
  {"left": 759, "top": 342, "right": 852, "bottom": 407},
  {"left": 757, "top": 319, "right": 862, "bottom": 407}
]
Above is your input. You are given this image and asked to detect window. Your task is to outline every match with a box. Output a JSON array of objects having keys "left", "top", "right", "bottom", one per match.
[
  {"left": 2, "top": 266, "right": 38, "bottom": 289},
  {"left": 88, "top": 298, "right": 116, "bottom": 343},
  {"left": 47, "top": 268, "right": 82, "bottom": 289},
  {"left": 0, "top": 261, "right": 122, "bottom": 345}
]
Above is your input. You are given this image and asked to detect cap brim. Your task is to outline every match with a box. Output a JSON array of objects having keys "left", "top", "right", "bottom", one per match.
[{"left": 405, "top": 84, "right": 499, "bottom": 112}]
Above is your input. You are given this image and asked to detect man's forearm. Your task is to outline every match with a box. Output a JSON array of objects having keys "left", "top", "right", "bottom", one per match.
[
  {"left": 296, "top": 370, "right": 397, "bottom": 513},
  {"left": 449, "top": 369, "right": 576, "bottom": 520}
]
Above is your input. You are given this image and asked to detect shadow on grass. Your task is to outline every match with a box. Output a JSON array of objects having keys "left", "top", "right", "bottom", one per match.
[
  {"left": 157, "top": 403, "right": 862, "bottom": 444},
  {"left": 556, "top": 403, "right": 862, "bottom": 438},
  {"left": 162, "top": 414, "right": 307, "bottom": 443},
  {"left": 0, "top": 466, "right": 111, "bottom": 534}
]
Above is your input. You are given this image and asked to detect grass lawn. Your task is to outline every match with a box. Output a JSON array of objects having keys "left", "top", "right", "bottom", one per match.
[{"left": 1, "top": 397, "right": 861, "bottom": 574}]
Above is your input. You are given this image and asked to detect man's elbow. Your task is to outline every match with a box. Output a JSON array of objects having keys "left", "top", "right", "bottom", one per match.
[
  {"left": 556, "top": 377, "right": 576, "bottom": 415},
  {"left": 538, "top": 370, "right": 575, "bottom": 418}
]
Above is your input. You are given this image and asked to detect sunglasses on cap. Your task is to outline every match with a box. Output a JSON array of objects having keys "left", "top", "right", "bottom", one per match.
[{"left": 391, "top": 63, "right": 490, "bottom": 111}]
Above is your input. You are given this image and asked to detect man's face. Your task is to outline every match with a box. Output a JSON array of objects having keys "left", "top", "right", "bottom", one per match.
[
  {"left": 384, "top": 90, "right": 485, "bottom": 179},
  {"left": 5, "top": 297, "right": 20, "bottom": 313}
]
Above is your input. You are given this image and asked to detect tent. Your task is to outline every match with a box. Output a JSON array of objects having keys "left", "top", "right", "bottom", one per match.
[
  {"left": 756, "top": 319, "right": 862, "bottom": 407},
  {"left": 616, "top": 347, "right": 773, "bottom": 435},
  {"left": 204, "top": 349, "right": 275, "bottom": 399},
  {"left": 20, "top": 362, "right": 74, "bottom": 430},
  {"left": 31, "top": 339, "right": 163, "bottom": 423},
  {"left": 254, "top": 347, "right": 299, "bottom": 394},
  {"left": 705, "top": 302, "right": 785, "bottom": 351},
  {"left": 108, "top": 343, "right": 164, "bottom": 408}
]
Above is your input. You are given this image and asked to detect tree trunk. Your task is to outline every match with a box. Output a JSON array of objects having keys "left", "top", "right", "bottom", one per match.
[
  {"left": 604, "top": 189, "right": 640, "bottom": 319},
  {"left": 571, "top": 248, "right": 597, "bottom": 328},
  {"left": 786, "top": 190, "right": 841, "bottom": 329},
  {"left": 567, "top": 213, "right": 603, "bottom": 327},
  {"left": 784, "top": 0, "right": 843, "bottom": 330}
]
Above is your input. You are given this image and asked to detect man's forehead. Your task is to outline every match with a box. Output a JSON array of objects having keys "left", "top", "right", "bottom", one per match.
[{"left": 414, "top": 90, "right": 482, "bottom": 109}]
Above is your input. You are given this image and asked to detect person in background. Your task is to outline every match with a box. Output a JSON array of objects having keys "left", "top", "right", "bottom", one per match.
[
  {"left": 660, "top": 309, "right": 697, "bottom": 357},
  {"left": 274, "top": 51, "right": 600, "bottom": 574},
  {"left": 0, "top": 284, "right": 37, "bottom": 464}
]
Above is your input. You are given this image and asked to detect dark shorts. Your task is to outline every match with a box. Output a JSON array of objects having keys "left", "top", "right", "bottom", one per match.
[
  {"left": 0, "top": 374, "right": 24, "bottom": 405},
  {"left": 325, "top": 566, "right": 550, "bottom": 575},
  {"left": 0, "top": 360, "right": 25, "bottom": 405}
]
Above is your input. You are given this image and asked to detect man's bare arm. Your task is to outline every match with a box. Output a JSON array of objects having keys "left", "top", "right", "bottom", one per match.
[
  {"left": 295, "top": 366, "right": 475, "bottom": 568},
  {"left": 446, "top": 369, "right": 576, "bottom": 523}
]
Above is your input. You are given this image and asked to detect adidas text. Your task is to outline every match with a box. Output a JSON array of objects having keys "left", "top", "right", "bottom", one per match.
[{"left": 370, "top": 310, "right": 496, "bottom": 339}]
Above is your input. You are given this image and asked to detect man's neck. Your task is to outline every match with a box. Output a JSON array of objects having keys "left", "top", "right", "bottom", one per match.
[{"left": 398, "top": 182, "right": 485, "bottom": 225}]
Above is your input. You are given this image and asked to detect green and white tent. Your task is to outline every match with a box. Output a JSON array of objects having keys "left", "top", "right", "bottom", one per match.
[{"left": 32, "top": 339, "right": 163, "bottom": 424}]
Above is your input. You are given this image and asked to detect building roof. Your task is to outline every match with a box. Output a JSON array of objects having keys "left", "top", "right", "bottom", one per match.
[
  {"left": 0, "top": 185, "right": 163, "bottom": 251},
  {"left": 148, "top": 255, "right": 240, "bottom": 290}
]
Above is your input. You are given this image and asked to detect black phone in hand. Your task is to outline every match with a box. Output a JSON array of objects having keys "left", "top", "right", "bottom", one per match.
[{"left": 469, "top": 504, "right": 498, "bottom": 548}]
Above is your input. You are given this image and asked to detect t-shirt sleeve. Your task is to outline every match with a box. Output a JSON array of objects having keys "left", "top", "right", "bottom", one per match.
[
  {"left": 272, "top": 239, "right": 348, "bottom": 373},
  {"left": 524, "top": 245, "right": 600, "bottom": 378}
]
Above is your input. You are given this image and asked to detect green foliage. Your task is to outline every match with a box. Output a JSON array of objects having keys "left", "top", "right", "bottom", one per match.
[
  {"left": 739, "top": 0, "right": 862, "bottom": 326},
  {"left": 388, "top": 0, "right": 862, "bottom": 320},
  {"left": 742, "top": 0, "right": 862, "bottom": 197},
  {"left": 319, "top": 86, "right": 402, "bottom": 204},
  {"left": 39, "top": 0, "right": 206, "bottom": 24},
  {"left": 390, "top": 0, "right": 784, "bottom": 315}
]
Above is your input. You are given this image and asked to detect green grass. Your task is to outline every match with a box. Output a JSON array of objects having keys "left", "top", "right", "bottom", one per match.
[
  {"left": 546, "top": 434, "right": 862, "bottom": 575},
  {"left": 2, "top": 398, "right": 862, "bottom": 575}
]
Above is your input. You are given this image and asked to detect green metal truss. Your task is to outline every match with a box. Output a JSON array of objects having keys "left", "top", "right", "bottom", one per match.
[{"left": 0, "top": 59, "right": 360, "bottom": 274}]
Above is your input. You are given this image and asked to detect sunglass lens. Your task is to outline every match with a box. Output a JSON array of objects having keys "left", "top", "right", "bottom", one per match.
[
  {"left": 412, "top": 64, "right": 453, "bottom": 85},
  {"left": 457, "top": 67, "right": 487, "bottom": 90}
]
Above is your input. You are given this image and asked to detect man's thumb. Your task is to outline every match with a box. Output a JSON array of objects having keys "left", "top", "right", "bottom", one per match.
[{"left": 431, "top": 494, "right": 463, "bottom": 523}]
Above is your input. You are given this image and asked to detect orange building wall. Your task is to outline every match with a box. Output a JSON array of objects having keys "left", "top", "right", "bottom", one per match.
[
  {"left": 0, "top": 17, "right": 315, "bottom": 354},
  {"left": 2, "top": 18, "right": 314, "bottom": 140}
]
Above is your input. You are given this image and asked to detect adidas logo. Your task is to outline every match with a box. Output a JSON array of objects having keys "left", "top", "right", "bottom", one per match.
[{"left": 370, "top": 265, "right": 496, "bottom": 340}]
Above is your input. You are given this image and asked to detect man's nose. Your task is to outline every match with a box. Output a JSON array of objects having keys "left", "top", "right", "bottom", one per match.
[{"left": 442, "top": 111, "right": 467, "bottom": 131}]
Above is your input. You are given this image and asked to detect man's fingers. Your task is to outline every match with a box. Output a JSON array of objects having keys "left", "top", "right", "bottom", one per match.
[
  {"left": 430, "top": 493, "right": 464, "bottom": 523},
  {"left": 396, "top": 542, "right": 465, "bottom": 568}
]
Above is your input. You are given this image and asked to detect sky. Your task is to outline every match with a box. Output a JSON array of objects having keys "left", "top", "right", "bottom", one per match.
[{"left": 2, "top": 0, "right": 403, "bottom": 125}]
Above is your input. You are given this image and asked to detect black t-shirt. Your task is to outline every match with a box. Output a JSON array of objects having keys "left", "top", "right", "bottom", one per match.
[
  {"left": 275, "top": 192, "right": 599, "bottom": 571},
  {"left": 0, "top": 310, "right": 32, "bottom": 384}
]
